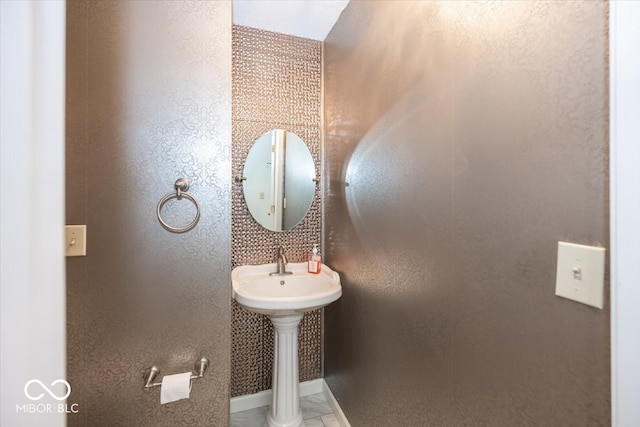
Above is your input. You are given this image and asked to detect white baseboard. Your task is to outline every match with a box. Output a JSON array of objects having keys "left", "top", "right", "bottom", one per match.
[
  {"left": 230, "top": 379, "right": 324, "bottom": 414},
  {"left": 230, "top": 378, "right": 350, "bottom": 427},
  {"left": 322, "top": 380, "right": 351, "bottom": 427}
]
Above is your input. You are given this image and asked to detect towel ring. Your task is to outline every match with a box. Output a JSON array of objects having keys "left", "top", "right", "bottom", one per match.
[{"left": 157, "top": 178, "right": 200, "bottom": 233}]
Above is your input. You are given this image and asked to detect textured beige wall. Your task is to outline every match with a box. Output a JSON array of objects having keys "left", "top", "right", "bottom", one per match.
[
  {"left": 324, "top": 1, "right": 609, "bottom": 425},
  {"left": 231, "top": 26, "right": 323, "bottom": 397},
  {"left": 65, "top": 1, "right": 231, "bottom": 425}
]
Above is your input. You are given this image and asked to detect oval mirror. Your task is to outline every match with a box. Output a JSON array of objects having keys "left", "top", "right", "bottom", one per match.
[{"left": 242, "top": 130, "right": 316, "bottom": 231}]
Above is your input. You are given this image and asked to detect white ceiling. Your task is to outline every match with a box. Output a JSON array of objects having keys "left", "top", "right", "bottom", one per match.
[{"left": 233, "top": 0, "right": 349, "bottom": 41}]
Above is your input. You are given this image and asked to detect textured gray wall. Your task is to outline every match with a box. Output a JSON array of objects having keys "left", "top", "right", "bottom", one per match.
[
  {"left": 231, "top": 26, "right": 323, "bottom": 397},
  {"left": 65, "top": 1, "right": 231, "bottom": 425},
  {"left": 323, "top": 1, "right": 609, "bottom": 425}
]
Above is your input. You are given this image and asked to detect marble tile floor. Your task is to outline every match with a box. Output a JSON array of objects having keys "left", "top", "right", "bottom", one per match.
[{"left": 230, "top": 392, "right": 340, "bottom": 427}]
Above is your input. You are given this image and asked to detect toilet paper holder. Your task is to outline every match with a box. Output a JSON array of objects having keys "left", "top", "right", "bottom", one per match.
[{"left": 143, "top": 357, "right": 209, "bottom": 390}]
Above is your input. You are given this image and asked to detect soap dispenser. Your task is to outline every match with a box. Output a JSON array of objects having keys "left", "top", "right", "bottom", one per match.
[{"left": 308, "top": 244, "right": 322, "bottom": 274}]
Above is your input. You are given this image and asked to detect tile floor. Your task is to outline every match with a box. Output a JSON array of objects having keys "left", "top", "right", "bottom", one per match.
[{"left": 230, "top": 392, "right": 340, "bottom": 427}]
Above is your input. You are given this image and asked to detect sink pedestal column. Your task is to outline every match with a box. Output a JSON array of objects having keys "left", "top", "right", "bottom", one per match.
[{"left": 267, "top": 313, "right": 304, "bottom": 427}]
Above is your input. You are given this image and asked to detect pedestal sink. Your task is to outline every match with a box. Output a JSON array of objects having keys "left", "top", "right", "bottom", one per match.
[{"left": 232, "top": 262, "right": 342, "bottom": 427}]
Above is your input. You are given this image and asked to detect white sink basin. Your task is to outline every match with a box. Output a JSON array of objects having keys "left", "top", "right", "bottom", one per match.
[
  {"left": 232, "top": 261, "right": 341, "bottom": 426},
  {"left": 231, "top": 262, "right": 342, "bottom": 315}
]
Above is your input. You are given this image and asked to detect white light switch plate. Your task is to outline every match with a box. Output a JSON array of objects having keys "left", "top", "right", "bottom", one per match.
[
  {"left": 555, "top": 241, "right": 605, "bottom": 309},
  {"left": 65, "top": 225, "right": 86, "bottom": 257}
]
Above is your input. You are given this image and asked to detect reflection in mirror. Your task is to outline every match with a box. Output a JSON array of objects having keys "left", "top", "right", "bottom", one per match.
[{"left": 242, "top": 130, "right": 316, "bottom": 231}]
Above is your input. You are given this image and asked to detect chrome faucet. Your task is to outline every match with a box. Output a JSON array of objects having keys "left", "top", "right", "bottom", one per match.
[{"left": 270, "top": 245, "right": 292, "bottom": 276}]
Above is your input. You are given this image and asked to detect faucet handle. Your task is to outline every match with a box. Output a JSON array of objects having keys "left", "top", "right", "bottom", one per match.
[{"left": 277, "top": 245, "right": 287, "bottom": 265}]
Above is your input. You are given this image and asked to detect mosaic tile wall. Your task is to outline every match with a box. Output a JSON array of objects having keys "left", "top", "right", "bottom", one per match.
[{"left": 231, "top": 25, "right": 323, "bottom": 397}]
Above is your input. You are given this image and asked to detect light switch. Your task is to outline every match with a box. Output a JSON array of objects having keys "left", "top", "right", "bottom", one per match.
[
  {"left": 65, "top": 225, "right": 86, "bottom": 257},
  {"left": 555, "top": 241, "right": 605, "bottom": 309}
]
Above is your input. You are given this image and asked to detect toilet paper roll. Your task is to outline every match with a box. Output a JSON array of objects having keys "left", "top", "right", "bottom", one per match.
[{"left": 160, "top": 372, "right": 192, "bottom": 405}]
